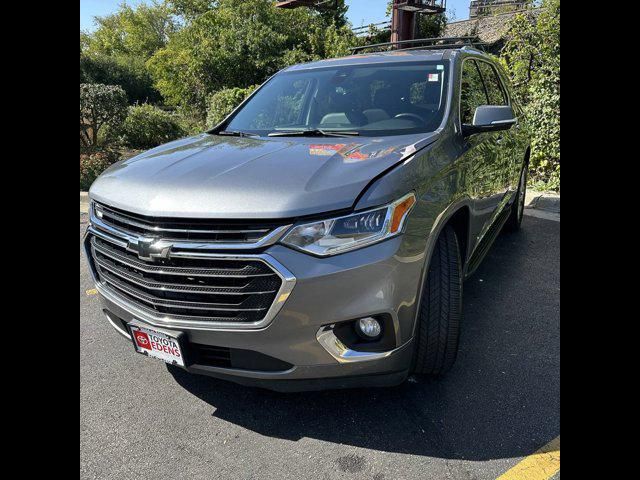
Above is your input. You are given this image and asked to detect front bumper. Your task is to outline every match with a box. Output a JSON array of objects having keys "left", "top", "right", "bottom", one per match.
[{"left": 87, "top": 230, "right": 428, "bottom": 391}]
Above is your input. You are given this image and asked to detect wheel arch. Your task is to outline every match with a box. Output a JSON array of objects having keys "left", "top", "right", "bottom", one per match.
[{"left": 410, "top": 198, "right": 472, "bottom": 338}]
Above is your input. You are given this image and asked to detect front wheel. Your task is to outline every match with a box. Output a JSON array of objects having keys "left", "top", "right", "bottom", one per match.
[{"left": 411, "top": 225, "right": 462, "bottom": 376}]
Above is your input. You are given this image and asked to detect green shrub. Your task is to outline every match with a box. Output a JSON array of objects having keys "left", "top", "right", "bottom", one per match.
[
  {"left": 80, "top": 149, "right": 119, "bottom": 190},
  {"left": 80, "top": 83, "right": 128, "bottom": 147},
  {"left": 500, "top": 0, "right": 560, "bottom": 190},
  {"left": 206, "top": 85, "right": 259, "bottom": 128},
  {"left": 119, "top": 104, "right": 185, "bottom": 149},
  {"left": 80, "top": 53, "right": 162, "bottom": 105},
  {"left": 175, "top": 105, "right": 207, "bottom": 136}
]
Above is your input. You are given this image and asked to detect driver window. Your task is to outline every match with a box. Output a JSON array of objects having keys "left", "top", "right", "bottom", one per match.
[{"left": 460, "top": 60, "right": 489, "bottom": 125}]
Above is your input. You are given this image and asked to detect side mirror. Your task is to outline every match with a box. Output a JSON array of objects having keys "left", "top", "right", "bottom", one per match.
[{"left": 462, "top": 105, "right": 517, "bottom": 137}]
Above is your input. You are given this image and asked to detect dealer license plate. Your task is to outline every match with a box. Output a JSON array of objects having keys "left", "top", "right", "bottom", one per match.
[{"left": 129, "top": 324, "right": 185, "bottom": 367}]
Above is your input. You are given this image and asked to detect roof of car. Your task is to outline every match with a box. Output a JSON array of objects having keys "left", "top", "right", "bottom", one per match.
[{"left": 283, "top": 49, "right": 451, "bottom": 71}]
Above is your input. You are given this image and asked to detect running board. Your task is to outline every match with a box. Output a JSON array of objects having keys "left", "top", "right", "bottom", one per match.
[{"left": 465, "top": 207, "right": 511, "bottom": 279}]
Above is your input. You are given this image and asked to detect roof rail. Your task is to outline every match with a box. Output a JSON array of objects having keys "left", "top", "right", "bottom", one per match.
[{"left": 350, "top": 36, "right": 486, "bottom": 54}]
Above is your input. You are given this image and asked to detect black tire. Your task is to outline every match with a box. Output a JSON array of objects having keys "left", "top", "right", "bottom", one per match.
[
  {"left": 412, "top": 225, "right": 462, "bottom": 376},
  {"left": 504, "top": 165, "right": 527, "bottom": 232}
]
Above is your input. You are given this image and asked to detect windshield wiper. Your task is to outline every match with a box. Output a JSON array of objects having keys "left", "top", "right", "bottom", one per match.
[
  {"left": 268, "top": 128, "right": 360, "bottom": 138},
  {"left": 216, "top": 130, "right": 258, "bottom": 138}
]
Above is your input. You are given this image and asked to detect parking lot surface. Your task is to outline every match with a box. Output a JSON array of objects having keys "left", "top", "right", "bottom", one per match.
[{"left": 80, "top": 212, "right": 559, "bottom": 480}]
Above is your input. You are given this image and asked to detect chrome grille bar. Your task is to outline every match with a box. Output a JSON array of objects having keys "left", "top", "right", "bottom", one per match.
[
  {"left": 93, "top": 202, "right": 290, "bottom": 247},
  {"left": 91, "top": 237, "right": 274, "bottom": 278},
  {"left": 93, "top": 254, "right": 279, "bottom": 296},
  {"left": 97, "top": 204, "right": 271, "bottom": 235},
  {"left": 84, "top": 208, "right": 297, "bottom": 330},
  {"left": 100, "top": 272, "right": 268, "bottom": 312}
]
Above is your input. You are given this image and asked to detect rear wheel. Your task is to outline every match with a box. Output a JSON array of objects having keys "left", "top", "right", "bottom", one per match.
[
  {"left": 412, "top": 225, "right": 462, "bottom": 376},
  {"left": 504, "top": 166, "right": 527, "bottom": 232}
]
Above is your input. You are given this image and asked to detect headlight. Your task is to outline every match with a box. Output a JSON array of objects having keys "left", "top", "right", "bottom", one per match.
[{"left": 281, "top": 192, "right": 416, "bottom": 256}]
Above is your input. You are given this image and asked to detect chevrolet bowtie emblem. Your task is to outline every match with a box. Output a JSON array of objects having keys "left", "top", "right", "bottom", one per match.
[{"left": 127, "top": 236, "right": 172, "bottom": 261}]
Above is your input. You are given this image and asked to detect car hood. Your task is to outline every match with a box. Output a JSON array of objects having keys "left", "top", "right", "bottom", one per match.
[{"left": 89, "top": 132, "right": 439, "bottom": 219}]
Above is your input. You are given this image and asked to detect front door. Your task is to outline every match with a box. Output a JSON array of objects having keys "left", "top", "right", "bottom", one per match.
[{"left": 459, "top": 58, "right": 504, "bottom": 246}]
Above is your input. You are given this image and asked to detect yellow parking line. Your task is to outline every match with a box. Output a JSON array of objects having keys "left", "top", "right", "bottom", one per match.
[
  {"left": 496, "top": 436, "right": 560, "bottom": 480},
  {"left": 85, "top": 288, "right": 98, "bottom": 296}
]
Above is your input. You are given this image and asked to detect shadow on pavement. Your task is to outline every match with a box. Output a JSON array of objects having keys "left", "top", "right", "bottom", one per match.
[{"left": 169, "top": 217, "right": 560, "bottom": 461}]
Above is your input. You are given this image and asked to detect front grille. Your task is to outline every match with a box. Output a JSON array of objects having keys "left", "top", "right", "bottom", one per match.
[
  {"left": 88, "top": 235, "right": 284, "bottom": 323},
  {"left": 94, "top": 202, "right": 281, "bottom": 244}
]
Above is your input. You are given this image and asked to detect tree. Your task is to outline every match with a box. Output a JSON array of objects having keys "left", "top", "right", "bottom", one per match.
[
  {"left": 80, "top": 84, "right": 128, "bottom": 147},
  {"left": 500, "top": 0, "right": 560, "bottom": 188},
  {"left": 315, "top": 0, "right": 349, "bottom": 28},
  {"left": 206, "top": 85, "right": 259, "bottom": 128},
  {"left": 147, "top": 0, "right": 357, "bottom": 112},
  {"left": 416, "top": 12, "right": 447, "bottom": 38},
  {"left": 85, "top": 1, "right": 177, "bottom": 59},
  {"left": 168, "top": 0, "right": 214, "bottom": 21},
  {"left": 80, "top": 53, "right": 162, "bottom": 104},
  {"left": 118, "top": 103, "right": 185, "bottom": 149},
  {"left": 81, "top": 2, "right": 178, "bottom": 105},
  {"left": 80, "top": 30, "right": 91, "bottom": 54}
]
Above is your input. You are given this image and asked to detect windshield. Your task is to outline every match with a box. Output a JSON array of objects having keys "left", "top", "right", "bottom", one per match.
[{"left": 224, "top": 61, "right": 449, "bottom": 137}]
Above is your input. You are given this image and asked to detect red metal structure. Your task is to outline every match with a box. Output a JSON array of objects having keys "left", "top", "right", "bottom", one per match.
[
  {"left": 276, "top": 0, "right": 447, "bottom": 48},
  {"left": 391, "top": 0, "right": 446, "bottom": 43}
]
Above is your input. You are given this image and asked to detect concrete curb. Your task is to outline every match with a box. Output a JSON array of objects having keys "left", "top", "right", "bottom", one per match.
[
  {"left": 525, "top": 190, "right": 560, "bottom": 213},
  {"left": 80, "top": 191, "right": 89, "bottom": 213},
  {"left": 524, "top": 189, "right": 560, "bottom": 221}
]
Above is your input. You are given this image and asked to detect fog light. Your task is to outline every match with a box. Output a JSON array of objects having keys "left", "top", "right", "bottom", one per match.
[{"left": 355, "top": 317, "right": 382, "bottom": 340}]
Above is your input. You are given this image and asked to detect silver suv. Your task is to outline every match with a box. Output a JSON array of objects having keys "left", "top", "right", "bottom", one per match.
[{"left": 84, "top": 44, "right": 530, "bottom": 391}]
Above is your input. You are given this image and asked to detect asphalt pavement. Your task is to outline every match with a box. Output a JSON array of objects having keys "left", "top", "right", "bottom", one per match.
[{"left": 80, "top": 212, "right": 560, "bottom": 480}]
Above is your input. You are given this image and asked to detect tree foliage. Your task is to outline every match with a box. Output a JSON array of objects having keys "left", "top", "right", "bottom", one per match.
[
  {"left": 206, "top": 85, "right": 259, "bottom": 128},
  {"left": 80, "top": 83, "right": 128, "bottom": 147},
  {"left": 118, "top": 103, "right": 185, "bottom": 149},
  {"left": 80, "top": 149, "right": 119, "bottom": 190},
  {"left": 81, "top": 0, "right": 358, "bottom": 115},
  {"left": 80, "top": 53, "right": 161, "bottom": 104},
  {"left": 500, "top": 0, "right": 560, "bottom": 189},
  {"left": 84, "top": 1, "right": 177, "bottom": 59},
  {"left": 147, "top": 0, "right": 358, "bottom": 111},
  {"left": 416, "top": 12, "right": 447, "bottom": 38},
  {"left": 315, "top": 0, "right": 349, "bottom": 28},
  {"left": 81, "top": 2, "right": 177, "bottom": 106}
]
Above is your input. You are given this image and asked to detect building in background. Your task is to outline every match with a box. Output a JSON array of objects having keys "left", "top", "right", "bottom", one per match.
[
  {"left": 444, "top": 2, "right": 539, "bottom": 53},
  {"left": 469, "top": 0, "right": 527, "bottom": 18}
]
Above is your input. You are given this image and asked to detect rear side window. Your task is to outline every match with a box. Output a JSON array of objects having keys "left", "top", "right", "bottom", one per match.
[
  {"left": 476, "top": 61, "right": 508, "bottom": 106},
  {"left": 460, "top": 60, "right": 488, "bottom": 125}
]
